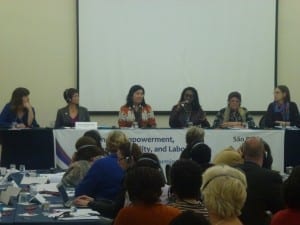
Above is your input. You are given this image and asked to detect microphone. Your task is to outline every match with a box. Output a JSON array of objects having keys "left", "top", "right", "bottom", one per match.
[{"left": 181, "top": 100, "right": 189, "bottom": 107}]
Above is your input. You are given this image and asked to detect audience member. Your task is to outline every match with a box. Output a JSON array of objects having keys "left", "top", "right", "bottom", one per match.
[
  {"left": 213, "top": 146, "right": 243, "bottom": 166},
  {"left": 83, "top": 129, "right": 104, "bottom": 151},
  {"left": 61, "top": 136, "right": 104, "bottom": 187},
  {"left": 264, "top": 85, "right": 300, "bottom": 128},
  {"left": 118, "top": 84, "right": 156, "bottom": 128},
  {"left": 201, "top": 165, "right": 247, "bottom": 225},
  {"left": 212, "top": 91, "right": 255, "bottom": 129},
  {"left": 113, "top": 167, "right": 181, "bottom": 225},
  {"left": 0, "top": 87, "right": 39, "bottom": 128},
  {"left": 54, "top": 88, "right": 90, "bottom": 128},
  {"left": 262, "top": 140, "right": 273, "bottom": 170},
  {"left": 169, "top": 87, "right": 210, "bottom": 128},
  {"left": 168, "top": 160, "right": 208, "bottom": 218},
  {"left": 180, "top": 127, "right": 212, "bottom": 171},
  {"left": 271, "top": 166, "right": 300, "bottom": 225},
  {"left": 75, "top": 130, "right": 127, "bottom": 201},
  {"left": 74, "top": 141, "right": 142, "bottom": 218},
  {"left": 169, "top": 211, "right": 211, "bottom": 225},
  {"left": 236, "top": 137, "right": 284, "bottom": 225}
]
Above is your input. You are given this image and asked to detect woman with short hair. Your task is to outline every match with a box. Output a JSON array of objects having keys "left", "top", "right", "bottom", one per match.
[
  {"left": 212, "top": 91, "right": 255, "bottom": 129},
  {"left": 201, "top": 165, "right": 247, "bottom": 225},
  {"left": 55, "top": 88, "right": 90, "bottom": 128}
]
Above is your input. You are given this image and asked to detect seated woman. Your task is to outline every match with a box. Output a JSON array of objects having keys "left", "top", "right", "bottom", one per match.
[
  {"left": 179, "top": 127, "right": 212, "bottom": 171},
  {"left": 212, "top": 146, "right": 243, "bottom": 166},
  {"left": 83, "top": 129, "right": 105, "bottom": 153},
  {"left": 55, "top": 88, "right": 90, "bottom": 128},
  {"left": 169, "top": 87, "right": 210, "bottom": 128},
  {"left": 114, "top": 167, "right": 181, "bottom": 225},
  {"left": 212, "top": 91, "right": 255, "bottom": 129},
  {"left": 271, "top": 166, "right": 300, "bottom": 225},
  {"left": 264, "top": 85, "right": 300, "bottom": 128},
  {"left": 61, "top": 136, "right": 104, "bottom": 187},
  {"left": 118, "top": 85, "right": 156, "bottom": 128},
  {"left": 0, "top": 87, "right": 39, "bottom": 128},
  {"left": 75, "top": 130, "right": 128, "bottom": 201},
  {"left": 201, "top": 165, "right": 247, "bottom": 225},
  {"left": 74, "top": 141, "right": 142, "bottom": 218},
  {"left": 168, "top": 159, "right": 208, "bottom": 219}
]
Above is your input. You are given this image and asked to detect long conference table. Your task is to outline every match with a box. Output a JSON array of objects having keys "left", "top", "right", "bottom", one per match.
[{"left": 1, "top": 128, "right": 300, "bottom": 173}]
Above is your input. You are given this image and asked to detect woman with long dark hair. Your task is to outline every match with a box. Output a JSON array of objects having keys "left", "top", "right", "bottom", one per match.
[
  {"left": 118, "top": 85, "right": 156, "bottom": 128},
  {"left": 0, "top": 87, "right": 39, "bottom": 128},
  {"left": 169, "top": 87, "right": 209, "bottom": 128}
]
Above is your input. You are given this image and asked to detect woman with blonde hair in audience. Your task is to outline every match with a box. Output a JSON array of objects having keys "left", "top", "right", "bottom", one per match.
[
  {"left": 212, "top": 146, "right": 243, "bottom": 166},
  {"left": 75, "top": 130, "right": 128, "bottom": 201},
  {"left": 201, "top": 165, "right": 247, "bottom": 225}
]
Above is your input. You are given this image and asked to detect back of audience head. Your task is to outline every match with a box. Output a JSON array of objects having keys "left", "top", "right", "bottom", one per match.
[
  {"left": 83, "top": 130, "right": 103, "bottom": 150},
  {"left": 213, "top": 146, "right": 243, "bottom": 166},
  {"left": 201, "top": 165, "right": 247, "bottom": 219},
  {"left": 117, "top": 142, "right": 142, "bottom": 170},
  {"left": 283, "top": 165, "right": 300, "bottom": 209},
  {"left": 135, "top": 153, "right": 166, "bottom": 184},
  {"left": 262, "top": 140, "right": 273, "bottom": 169},
  {"left": 170, "top": 159, "right": 203, "bottom": 200},
  {"left": 241, "top": 137, "right": 264, "bottom": 166},
  {"left": 73, "top": 136, "right": 104, "bottom": 162},
  {"left": 188, "top": 143, "right": 211, "bottom": 166},
  {"left": 106, "top": 130, "right": 128, "bottom": 153},
  {"left": 169, "top": 211, "right": 211, "bottom": 225},
  {"left": 186, "top": 127, "right": 205, "bottom": 146},
  {"left": 125, "top": 166, "right": 165, "bottom": 205}
]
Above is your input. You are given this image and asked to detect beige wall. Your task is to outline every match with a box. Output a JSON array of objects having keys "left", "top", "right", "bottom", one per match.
[{"left": 0, "top": 0, "right": 299, "bottom": 127}]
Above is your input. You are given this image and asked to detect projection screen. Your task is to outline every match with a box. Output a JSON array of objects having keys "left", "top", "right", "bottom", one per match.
[{"left": 77, "top": 0, "right": 277, "bottom": 112}]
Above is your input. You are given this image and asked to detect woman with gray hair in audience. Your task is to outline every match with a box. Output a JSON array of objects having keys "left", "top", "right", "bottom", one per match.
[{"left": 201, "top": 165, "right": 247, "bottom": 225}]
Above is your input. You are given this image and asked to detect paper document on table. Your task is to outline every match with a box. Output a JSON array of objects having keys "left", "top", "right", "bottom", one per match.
[
  {"left": 49, "top": 208, "right": 101, "bottom": 220},
  {"left": 36, "top": 183, "right": 58, "bottom": 192},
  {"left": 21, "top": 176, "right": 48, "bottom": 184},
  {"left": 39, "top": 172, "right": 64, "bottom": 183}
]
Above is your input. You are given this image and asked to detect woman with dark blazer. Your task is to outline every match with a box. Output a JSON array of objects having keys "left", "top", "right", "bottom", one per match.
[
  {"left": 55, "top": 88, "right": 90, "bottom": 128},
  {"left": 264, "top": 85, "right": 300, "bottom": 128}
]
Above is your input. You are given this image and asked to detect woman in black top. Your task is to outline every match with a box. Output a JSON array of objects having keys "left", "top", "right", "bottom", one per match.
[
  {"left": 265, "top": 85, "right": 300, "bottom": 128},
  {"left": 169, "top": 87, "right": 210, "bottom": 128}
]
